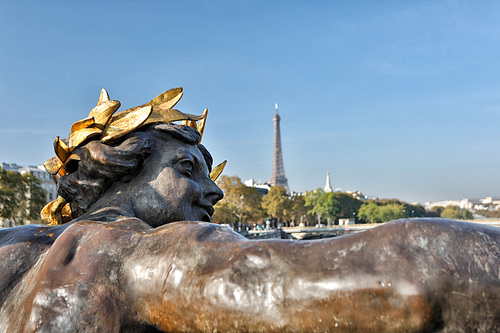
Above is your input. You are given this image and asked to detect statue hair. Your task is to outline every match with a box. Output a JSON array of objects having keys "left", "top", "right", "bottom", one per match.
[{"left": 56, "top": 123, "right": 213, "bottom": 218}]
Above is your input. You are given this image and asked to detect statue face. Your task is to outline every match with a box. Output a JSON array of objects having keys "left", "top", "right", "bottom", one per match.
[{"left": 127, "top": 135, "right": 224, "bottom": 227}]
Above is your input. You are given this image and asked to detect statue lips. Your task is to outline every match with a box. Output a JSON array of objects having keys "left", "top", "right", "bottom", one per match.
[{"left": 196, "top": 203, "right": 215, "bottom": 222}]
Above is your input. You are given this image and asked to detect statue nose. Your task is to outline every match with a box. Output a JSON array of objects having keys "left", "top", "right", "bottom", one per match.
[{"left": 203, "top": 181, "right": 224, "bottom": 205}]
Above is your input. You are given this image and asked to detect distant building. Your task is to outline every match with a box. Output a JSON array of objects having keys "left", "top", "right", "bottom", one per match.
[
  {"left": 425, "top": 198, "right": 475, "bottom": 211},
  {"left": 244, "top": 179, "right": 271, "bottom": 196},
  {"left": 338, "top": 217, "right": 356, "bottom": 225},
  {"left": 1, "top": 162, "right": 56, "bottom": 203},
  {"left": 345, "top": 190, "right": 377, "bottom": 201},
  {"left": 425, "top": 197, "right": 500, "bottom": 212},
  {"left": 330, "top": 186, "right": 377, "bottom": 201},
  {"left": 0, "top": 162, "right": 20, "bottom": 172}
]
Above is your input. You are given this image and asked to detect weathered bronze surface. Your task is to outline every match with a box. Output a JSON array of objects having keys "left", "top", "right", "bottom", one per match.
[
  {"left": 0, "top": 218, "right": 499, "bottom": 331},
  {"left": 0, "top": 89, "right": 498, "bottom": 332}
]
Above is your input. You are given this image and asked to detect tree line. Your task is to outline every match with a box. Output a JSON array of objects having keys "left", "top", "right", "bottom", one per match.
[
  {"left": 0, "top": 168, "right": 47, "bottom": 226},
  {"left": 0, "top": 170, "right": 476, "bottom": 228},
  {"left": 213, "top": 175, "right": 474, "bottom": 228},
  {"left": 427, "top": 205, "right": 473, "bottom": 220}
]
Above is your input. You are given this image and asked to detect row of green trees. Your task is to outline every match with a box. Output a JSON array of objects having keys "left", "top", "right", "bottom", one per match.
[
  {"left": 0, "top": 170, "right": 477, "bottom": 227},
  {"left": 358, "top": 199, "right": 427, "bottom": 223},
  {"left": 428, "top": 205, "right": 473, "bottom": 220},
  {"left": 213, "top": 176, "right": 312, "bottom": 226},
  {"left": 0, "top": 168, "right": 47, "bottom": 226},
  {"left": 304, "top": 189, "right": 361, "bottom": 225},
  {"left": 302, "top": 191, "right": 428, "bottom": 225},
  {"left": 213, "top": 175, "right": 474, "bottom": 227}
]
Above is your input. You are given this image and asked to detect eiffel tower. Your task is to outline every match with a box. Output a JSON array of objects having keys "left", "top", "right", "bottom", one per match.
[{"left": 270, "top": 103, "right": 289, "bottom": 193}]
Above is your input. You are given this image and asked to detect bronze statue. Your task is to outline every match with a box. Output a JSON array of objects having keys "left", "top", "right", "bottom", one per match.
[{"left": 0, "top": 89, "right": 498, "bottom": 332}]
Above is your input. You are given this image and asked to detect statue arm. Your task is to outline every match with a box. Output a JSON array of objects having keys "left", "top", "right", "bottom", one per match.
[
  {"left": 123, "top": 221, "right": 435, "bottom": 332},
  {"left": 9, "top": 219, "right": 498, "bottom": 332}
]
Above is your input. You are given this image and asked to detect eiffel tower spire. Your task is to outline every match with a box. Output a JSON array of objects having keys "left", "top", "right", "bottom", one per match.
[{"left": 270, "top": 103, "right": 289, "bottom": 192}]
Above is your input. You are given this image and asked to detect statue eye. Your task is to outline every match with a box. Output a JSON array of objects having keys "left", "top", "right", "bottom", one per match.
[{"left": 177, "top": 160, "right": 194, "bottom": 177}]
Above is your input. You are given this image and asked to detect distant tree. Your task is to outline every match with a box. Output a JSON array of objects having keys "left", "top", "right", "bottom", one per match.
[
  {"left": 0, "top": 169, "right": 22, "bottom": 224},
  {"left": 358, "top": 200, "right": 409, "bottom": 223},
  {"left": 262, "top": 186, "right": 291, "bottom": 225},
  {"left": 316, "top": 192, "right": 341, "bottom": 226},
  {"left": 358, "top": 201, "right": 380, "bottom": 223},
  {"left": 425, "top": 210, "right": 440, "bottom": 218},
  {"left": 426, "top": 206, "right": 444, "bottom": 217},
  {"left": 461, "top": 208, "right": 473, "bottom": 220},
  {"left": 304, "top": 191, "right": 362, "bottom": 226},
  {"left": 378, "top": 198, "right": 404, "bottom": 206},
  {"left": 430, "top": 206, "right": 445, "bottom": 215},
  {"left": 402, "top": 203, "right": 426, "bottom": 218},
  {"left": 305, "top": 188, "right": 324, "bottom": 225},
  {"left": 0, "top": 186, "right": 16, "bottom": 224},
  {"left": 22, "top": 173, "right": 48, "bottom": 222},
  {"left": 332, "top": 192, "right": 362, "bottom": 221},
  {"left": 377, "top": 204, "right": 405, "bottom": 222},
  {"left": 475, "top": 209, "right": 500, "bottom": 219},
  {"left": 289, "top": 195, "right": 311, "bottom": 226},
  {"left": 211, "top": 201, "right": 234, "bottom": 224},
  {"left": 376, "top": 199, "right": 425, "bottom": 219},
  {"left": 440, "top": 205, "right": 473, "bottom": 220},
  {"left": 440, "top": 205, "right": 462, "bottom": 219},
  {"left": 213, "top": 175, "right": 263, "bottom": 228},
  {"left": 0, "top": 168, "right": 46, "bottom": 225}
]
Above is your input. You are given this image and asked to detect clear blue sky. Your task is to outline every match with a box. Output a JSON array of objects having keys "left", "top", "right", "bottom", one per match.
[{"left": 1, "top": 1, "right": 500, "bottom": 204}]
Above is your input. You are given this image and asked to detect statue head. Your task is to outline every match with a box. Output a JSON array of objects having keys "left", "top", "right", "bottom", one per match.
[{"left": 41, "top": 88, "right": 225, "bottom": 226}]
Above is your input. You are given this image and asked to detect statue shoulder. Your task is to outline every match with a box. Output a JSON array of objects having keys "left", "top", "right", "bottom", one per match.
[
  {"left": 152, "top": 221, "right": 246, "bottom": 242},
  {"left": 0, "top": 224, "right": 67, "bottom": 310}
]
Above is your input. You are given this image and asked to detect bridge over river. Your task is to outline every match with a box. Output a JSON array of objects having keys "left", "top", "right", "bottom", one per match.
[
  {"left": 243, "top": 219, "right": 500, "bottom": 240},
  {"left": 245, "top": 224, "right": 376, "bottom": 240}
]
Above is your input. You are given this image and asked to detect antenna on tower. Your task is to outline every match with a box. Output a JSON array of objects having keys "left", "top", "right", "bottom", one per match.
[{"left": 275, "top": 103, "right": 278, "bottom": 114}]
